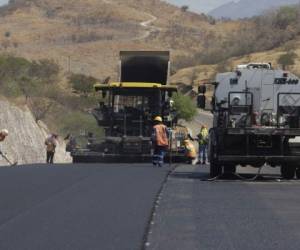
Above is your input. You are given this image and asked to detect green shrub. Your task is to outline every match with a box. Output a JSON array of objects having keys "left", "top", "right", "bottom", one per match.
[
  {"left": 277, "top": 51, "right": 297, "bottom": 69},
  {"left": 172, "top": 93, "right": 197, "bottom": 121},
  {"left": 0, "top": 55, "right": 31, "bottom": 80},
  {"left": 29, "top": 59, "right": 60, "bottom": 84},
  {"left": 68, "top": 73, "right": 98, "bottom": 96},
  {"left": 1, "top": 80, "right": 22, "bottom": 97},
  {"left": 58, "top": 111, "right": 103, "bottom": 138}
]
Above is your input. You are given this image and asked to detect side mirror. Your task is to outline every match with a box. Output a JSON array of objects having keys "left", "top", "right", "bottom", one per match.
[
  {"left": 197, "top": 95, "right": 206, "bottom": 109},
  {"left": 198, "top": 85, "right": 206, "bottom": 94}
]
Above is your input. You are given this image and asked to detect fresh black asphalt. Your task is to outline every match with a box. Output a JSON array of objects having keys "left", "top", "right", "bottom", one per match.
[
  {"left": 0, "top": 164, "right": 169, "bottom": 250},
  {"left": 147, "top": 165, "right": 300, "bottom": 250},
  {"left": 2, "top": 163, "right": 300, "bottom": 250}
]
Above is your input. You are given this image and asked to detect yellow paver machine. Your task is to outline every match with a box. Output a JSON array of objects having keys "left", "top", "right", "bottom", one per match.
[{"left": 70, "top": 51, "right": 188, "bottom": 163}]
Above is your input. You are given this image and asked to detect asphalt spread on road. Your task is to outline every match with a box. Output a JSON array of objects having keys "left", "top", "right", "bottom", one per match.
[
  {"left": 147, "top": 164, "right": 300, "bottom": 250},
  {"left": 0, "top": 164, "right": 169, "bottom": 250}
]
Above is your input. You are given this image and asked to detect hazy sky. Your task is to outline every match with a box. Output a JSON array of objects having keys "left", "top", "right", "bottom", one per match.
[
  {"left": 164, "top": 0, "right": 234, "bottom": 13},
  {"left": 0, "top": 0, "right": 8, "bottom": 6}
]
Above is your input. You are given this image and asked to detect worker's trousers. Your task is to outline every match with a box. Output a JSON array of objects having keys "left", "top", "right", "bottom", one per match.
[
  {"left": 46, "top": 151, "right": 55, "bottom": 164},
  {"left": 152, "top": 146, "right": 167, "bottom": 167},
  {"left": 199, "top": 144, "right": 208, "bottom": 163}
]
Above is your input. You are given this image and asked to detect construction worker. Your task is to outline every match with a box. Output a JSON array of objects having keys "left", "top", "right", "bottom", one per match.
[
  {"left": 45, "top": 133, "right": 58, "bottom": 164},
  {"left": 64, "top": 133, "right": 77, "bottom": 152},
  {"left": 183, "top": 139, "right": 197, "bottom": 165},
  {"left": 0, "top": 129, "right": 8, "bottom": 142},
  {"left": 0, "top": 129, "right": 9, "bottom": 156},
  {"left": 197, "top": 125, "right": 209, "bottom": 164},
  {"left": 151, "top": 116, "right": 169, "bottom": 167},
  {"left": 0, "top": 129, "right": 17, "bottom": 166}
]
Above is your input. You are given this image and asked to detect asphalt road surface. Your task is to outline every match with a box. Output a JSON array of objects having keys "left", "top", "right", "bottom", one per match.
[
  {"left": 2, "top": 163, "right": 300, "bottom": 250},
  {"left": 147, "top": 164, "right": 300, "bottom": 250},
  {"left": 0, "top": 164, "right": 169, "bottom": 250}
]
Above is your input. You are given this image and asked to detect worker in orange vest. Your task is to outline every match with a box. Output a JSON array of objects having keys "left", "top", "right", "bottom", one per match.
[
  {"left": 151, "top": 116, "right": 169, "bottom": 167},
  {"left": 183, "top": 139, "right": 197, "bottom": 165}
]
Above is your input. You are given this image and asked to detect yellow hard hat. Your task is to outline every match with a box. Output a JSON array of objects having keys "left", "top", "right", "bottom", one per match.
[
  {"left": 183, "top": 139, "right": 189, "bottom": 144},
  {"left": 154, "top": 116, "right": 162, "bottom": 122}
]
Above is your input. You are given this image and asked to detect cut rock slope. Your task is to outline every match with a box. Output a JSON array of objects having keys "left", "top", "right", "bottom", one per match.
[{"left": 0, "top": 99, "right": 71, "bottom": 165}]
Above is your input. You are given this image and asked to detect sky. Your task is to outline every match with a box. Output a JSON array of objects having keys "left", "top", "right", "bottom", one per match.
[
  {"left": 164, "top": 0, "right": 234, "bottom": 13},
  {"left": 0, "top": 0, "right": 8, "bottom": 6}
]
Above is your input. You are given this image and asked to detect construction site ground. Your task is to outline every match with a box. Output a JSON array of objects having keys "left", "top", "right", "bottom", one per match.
[{"left": 1, "top": 163, "right": 300, "bottom": 250}]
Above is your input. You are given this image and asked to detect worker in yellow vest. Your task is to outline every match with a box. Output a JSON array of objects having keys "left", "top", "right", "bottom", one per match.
[
  {"left": 151, "top": 116, "right": 169, "bottom": 167},
  {"left": 197, "top": 125, "right": 209, "bottom": 164},
  {"left": 183, "top": 139, "right": 197, "bottom": 165}
]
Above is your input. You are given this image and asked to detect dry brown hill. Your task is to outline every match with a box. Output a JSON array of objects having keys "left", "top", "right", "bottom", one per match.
[
  {"left": 0, "top": 0, "right": 237, "bottom": 81},
  {"left": 171, "top": 36, "right": 300, "bottom": 96}
]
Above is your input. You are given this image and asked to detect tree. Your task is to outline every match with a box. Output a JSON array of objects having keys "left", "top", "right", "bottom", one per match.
[
  {"left": 277, "top": 51, "right": 297, "bottom": 70},
  {"left": 172, "top": 93, "right": 197, "bottom": 121},
  {"left": 69, "top": 73, "right": 97, "bottom": 96},
  {"left": 181, "top": 5, "right": 189, "bottom": 12}
]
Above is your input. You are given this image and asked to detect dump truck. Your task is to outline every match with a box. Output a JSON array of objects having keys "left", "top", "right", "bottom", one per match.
[
  {"left": 198, "top": 63, "right": 300, "bottom": 179},
  {"left": 70, "top": 51, "right": 187, "bottom": 163}
]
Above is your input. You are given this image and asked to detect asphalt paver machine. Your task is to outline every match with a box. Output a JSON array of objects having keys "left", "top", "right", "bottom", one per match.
[{"left": 70, "top": 51, "right": 187, "bottom": 163}]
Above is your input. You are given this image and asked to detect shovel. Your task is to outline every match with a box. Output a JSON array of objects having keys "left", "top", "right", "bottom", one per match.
[{"left": 0, "top": 151, "right": 18, "bottom": 167}]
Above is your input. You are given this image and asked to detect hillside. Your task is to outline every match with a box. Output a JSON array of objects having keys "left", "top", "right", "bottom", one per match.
[
  {"left": 0, "top": 99, "right": 71, "bottom": 165},
  {"left": 172, "top": 36, "right": 300, "bottom": 95},
  {"left": 0, "top": 0, "right": 236, "bottom": 80},
  {"left": 0, "top": 0, "right": 231, "bottom": 143},
  {"left": 209, "top": 0, "right": 300, "bottom": 19},
  {"left": 1, "top": 0, "right": 300, "bottom": 139},
  {"left": 173, "top": 3, "right": 300, "bottom": 88}
]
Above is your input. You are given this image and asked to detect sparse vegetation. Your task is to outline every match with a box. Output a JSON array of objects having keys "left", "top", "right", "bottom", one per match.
[
  {"left": 173, "top": 4, "right": 300, "bottom": 70},
  {"left": 0, "top": 54, "right": 103, "bottom": 138}
]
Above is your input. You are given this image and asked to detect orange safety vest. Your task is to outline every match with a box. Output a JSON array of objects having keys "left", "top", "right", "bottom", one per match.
[
  {"left": 153, "top": 124, "right": 169, "bottom": 147},
  {"left": 185, "top": 141, "right": 197, "bottom": 159}
]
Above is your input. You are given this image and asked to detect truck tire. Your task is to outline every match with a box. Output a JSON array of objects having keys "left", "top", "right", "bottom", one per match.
[
  {"left": 209, "top": 130, "right": 222, "bottom": 178},
  {"left": 210, "top": 162, "right": 222, "bottom": 178},
  {"left": 224, "top": 165, "right": 236, "bottom": 174},
  {"left": 295, "top": 167, "right": 300, "bottom": 179},
  {"left": 281, "top": 165, "right": 295, "bottom": 179}
]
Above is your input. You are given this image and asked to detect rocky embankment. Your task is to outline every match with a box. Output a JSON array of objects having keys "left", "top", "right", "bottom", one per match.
[{"left": 0, "top": 99, "right": 71, "bottom": 166}]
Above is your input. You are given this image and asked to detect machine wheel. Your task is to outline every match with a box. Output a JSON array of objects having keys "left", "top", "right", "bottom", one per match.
[
  {"left": 210, "top": 161, "right": 222, "bottom": 178},
  {"left": 295, "top": 167, "right": 300, "bottom": 179},
  {"left": 281, "top": 165, "right": 296, "bottom": 179},
  {"left": 224, "top": 164, "right": 236, "bottom": 174},
  {"left": 209, "top": 130, "right": 222, "bottom": 178}
]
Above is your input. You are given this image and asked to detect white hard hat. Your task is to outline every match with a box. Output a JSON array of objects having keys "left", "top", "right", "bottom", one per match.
[{"left": 1, "top": 129, "right": 8, "bottom": 136}]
